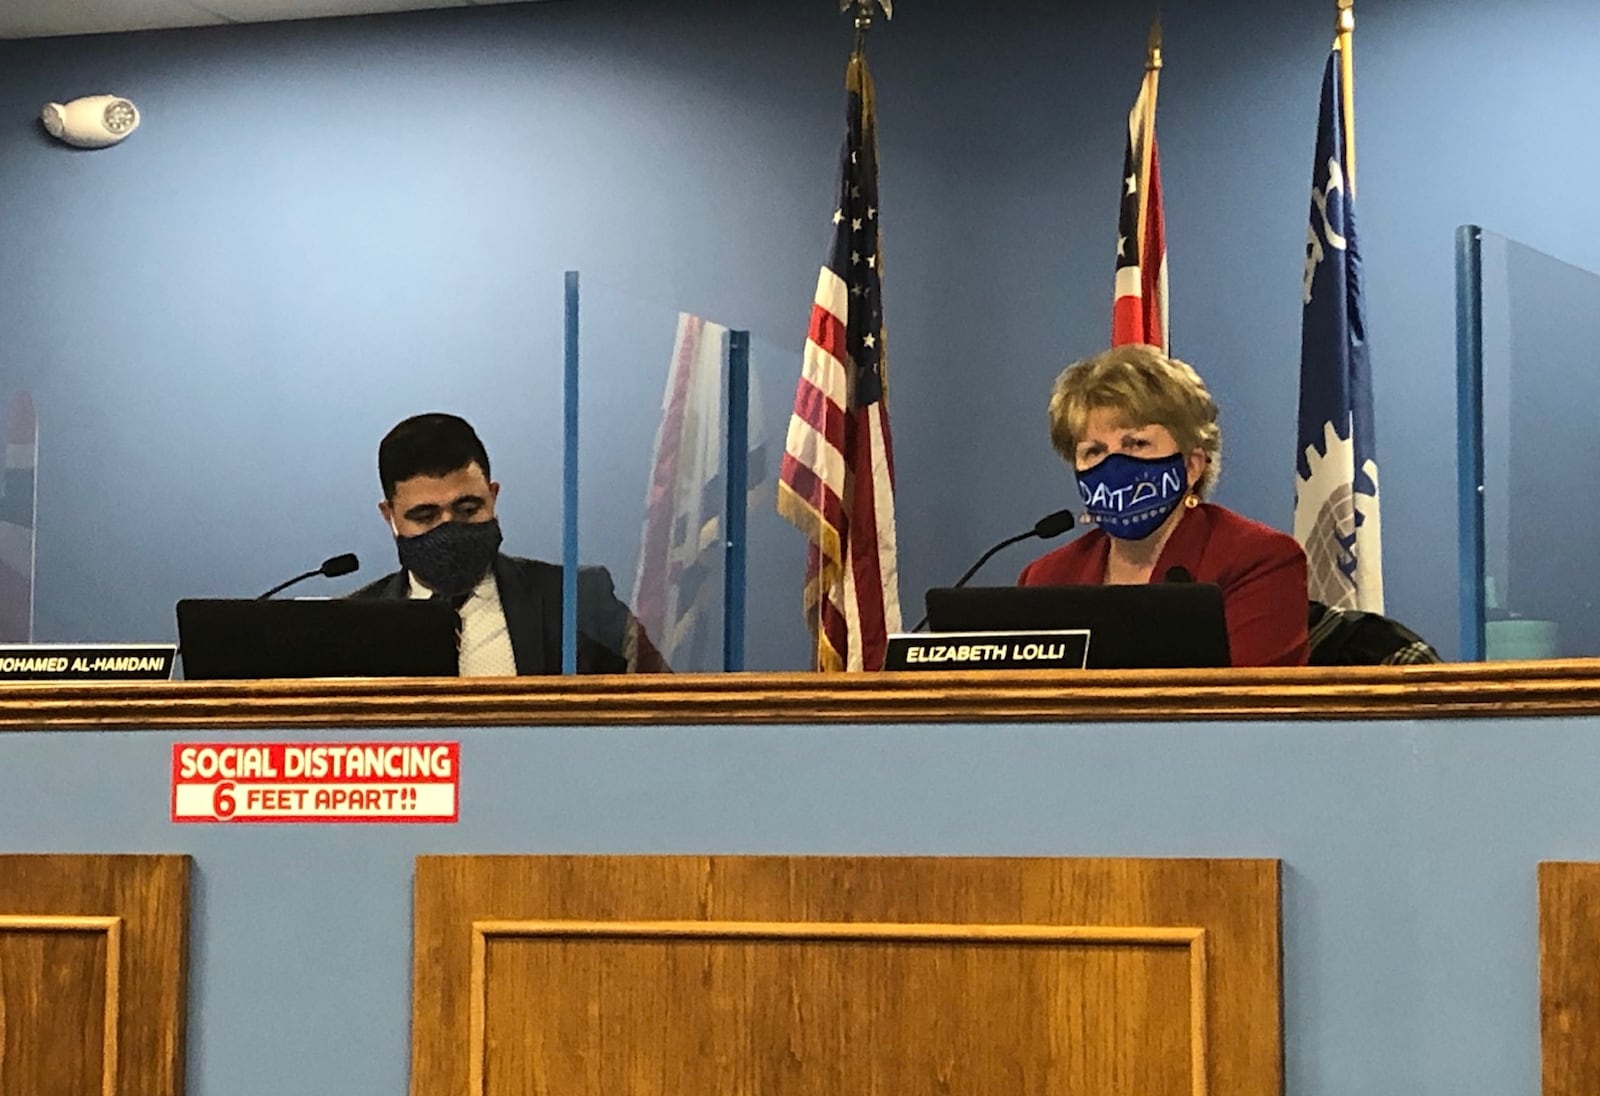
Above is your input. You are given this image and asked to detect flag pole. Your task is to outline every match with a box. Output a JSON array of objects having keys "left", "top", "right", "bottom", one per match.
[
  {"left": 1337, "top": 0, "right": 1356, "bottom": 197},
  {"left": 1136, "top": 15, "right": 1162, "bottom": 256}
]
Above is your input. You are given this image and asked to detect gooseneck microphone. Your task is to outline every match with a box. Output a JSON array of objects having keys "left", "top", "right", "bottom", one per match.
[
  {"left": 910, "top": 508, "right": 1077, "bottom": 631},
  {"left": 949, "top": 508, "right": 1077, "bottom": 590},
  {"left": 256, "top": 553, "right": 361, "bottom": 599},
  {"left": 1163, "top": 566, "right": 1194, "bottom": 583}
]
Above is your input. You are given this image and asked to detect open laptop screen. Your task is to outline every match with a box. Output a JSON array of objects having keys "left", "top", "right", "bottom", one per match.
[
  {"left": 924, "top": 584, "right": 1231, "bottom": 669},
  {"left": 175, "top": 599, "right": 460, "bottom": 680}
]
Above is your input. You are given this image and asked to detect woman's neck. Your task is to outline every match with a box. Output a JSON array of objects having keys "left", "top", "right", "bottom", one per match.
[{"left": 1104, "top": 502, "right": 1192, "bottom": 584}]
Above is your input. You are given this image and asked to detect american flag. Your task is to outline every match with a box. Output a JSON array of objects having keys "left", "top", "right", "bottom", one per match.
[
  {"left": 1112, "top": 57, "right": 1168, "bottom": 351},
  {"left": 777, "top": 52, "right": 900, "bottom": 673},
  {"left": 1294, "top": 43, "right": 1383, "bottom": 612},
  {"left": 0, "top": 393, "right": 37, "bottom": 642}
]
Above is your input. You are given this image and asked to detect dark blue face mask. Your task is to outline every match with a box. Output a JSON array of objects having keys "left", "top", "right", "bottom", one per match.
[
  {"left": 395, "top": 517, "right": 503, "bottom": 597},
  {"left": 1075, "top": 452, "right": 1190, "bottom": 541}
]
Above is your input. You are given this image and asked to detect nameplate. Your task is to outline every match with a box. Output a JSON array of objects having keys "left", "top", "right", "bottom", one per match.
[
  {"left": 0, "top": 644, "right": 177, "bottom": 681},
  {"left": 885, "top": 630, "right": 1090, "bottom": 671}
]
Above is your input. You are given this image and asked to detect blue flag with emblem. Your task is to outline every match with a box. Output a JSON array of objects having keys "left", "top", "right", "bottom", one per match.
[{"left": 1295, "top": 45, "right": 1383, "bottom": 613}]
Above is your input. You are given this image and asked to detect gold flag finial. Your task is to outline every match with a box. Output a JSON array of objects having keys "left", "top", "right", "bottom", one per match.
[
  {"left": 840, "top": 0, "right": 891, "bottom": 53},
  {"left": 1146, "top": 14, "right": 1163, "bottom": 71},
  {"left": 839, "top": 0, "right": 893, "bottom": 31}
]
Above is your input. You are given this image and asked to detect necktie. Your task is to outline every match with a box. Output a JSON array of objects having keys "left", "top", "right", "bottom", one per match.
[{"left": 433, "top": 592, "right": 470, "bottom": 649}]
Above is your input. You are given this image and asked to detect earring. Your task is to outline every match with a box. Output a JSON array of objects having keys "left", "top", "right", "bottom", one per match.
[
  {"left": 1184, "top": 494, "right": 1199, "bottom": 509},
  {"left": 1080, "top": 512, "right": 1095, "bottom": 524}
]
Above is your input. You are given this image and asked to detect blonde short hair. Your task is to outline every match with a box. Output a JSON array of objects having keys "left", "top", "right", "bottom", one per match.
[{"left": 1047, "top": 344, "right": 1222, "bottom": 497}]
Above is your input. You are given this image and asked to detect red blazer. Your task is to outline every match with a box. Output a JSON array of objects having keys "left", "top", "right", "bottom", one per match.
[{"left": 1017, "top": 502, "right": 1310, "bottom": 667}]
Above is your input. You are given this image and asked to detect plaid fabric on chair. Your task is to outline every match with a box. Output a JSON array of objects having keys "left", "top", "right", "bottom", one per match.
[{"left": 1307, "top": 601, "right": 1442, "bottom": 666}]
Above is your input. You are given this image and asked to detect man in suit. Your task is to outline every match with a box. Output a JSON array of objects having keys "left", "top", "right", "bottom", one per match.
[{"left": 350, "top": 412, "right": 664, "bottom": 675}]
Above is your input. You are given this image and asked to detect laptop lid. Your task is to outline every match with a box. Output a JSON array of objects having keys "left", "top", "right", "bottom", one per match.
[
  {"left": 175, "top": 599, "right": 460, "bottom": 680},
  {"left": 924, "top": 584, "right": 1232, "bottom": 669}
]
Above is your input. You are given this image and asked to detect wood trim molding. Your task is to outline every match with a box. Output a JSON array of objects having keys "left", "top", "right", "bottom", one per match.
[
  {"left": 6, "top": 659, "right": 1600, "bottom": 730},
  {"left": 467, "top": 919, "right": 1210, "bottom": 1096},
  {"left": 470, "top": 919, "right": 1207, "bottom": 943},
  {"left": 0, "top": 914, "right": 122, "bottom": 1096}
]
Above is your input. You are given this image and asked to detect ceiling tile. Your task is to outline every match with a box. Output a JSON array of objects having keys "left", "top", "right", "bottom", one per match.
[
  {"left": 0, "top": 0, "right": 544, "bottom": 39},
  {"left": 193, "top": 0, "right": 468, "bottom": 22},
  {"left": 0, "top": 0, "right": 225, "bottom": 38}
]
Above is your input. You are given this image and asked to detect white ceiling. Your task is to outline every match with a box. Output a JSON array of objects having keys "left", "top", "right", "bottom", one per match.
[{"left": 0, "top": 0, "right": 543, "bottom": 39}]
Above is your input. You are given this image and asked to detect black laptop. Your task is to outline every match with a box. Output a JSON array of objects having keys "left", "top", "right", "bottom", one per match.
[
  {"left": 923, "top": 584, "right": 1232, "bottom": 669},
  {"left": 175, "top": 599, "right": 460, "bottom": 680}
]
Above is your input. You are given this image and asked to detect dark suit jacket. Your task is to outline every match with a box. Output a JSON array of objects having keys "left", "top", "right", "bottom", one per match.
[
  {"left": 350, "top": 554, "right": 664, "bottom": 675},
  {"left": 1017, "top": 502, "right": 1310, "bottom": 667}
]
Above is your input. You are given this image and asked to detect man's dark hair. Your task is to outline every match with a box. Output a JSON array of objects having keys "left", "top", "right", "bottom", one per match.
[{"left": 378, "top": 413, "right": 491, "bottom": 500}]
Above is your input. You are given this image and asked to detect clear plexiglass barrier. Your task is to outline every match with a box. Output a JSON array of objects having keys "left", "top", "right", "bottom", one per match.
[
  {"left": 570, "top": 273, "right": 812, "bottom": 674},
  {"left": 1458, "top": 227, "right": 1600, "bottom": 660},
  {"left": 0, "top": 263, "right": 821, "bottom": 674},
  {"left": 0, "top": 271, "right": 571, "bottom": 663}
]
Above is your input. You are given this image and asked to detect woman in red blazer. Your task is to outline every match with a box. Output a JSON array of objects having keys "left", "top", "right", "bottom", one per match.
[{"left": 1018, "top": 345, "right": 1310, "bottom": 667}]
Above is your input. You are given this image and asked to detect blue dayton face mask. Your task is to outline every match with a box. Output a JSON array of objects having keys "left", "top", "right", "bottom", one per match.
[{"left": 1075, "top": 452, "right": 1190, "bottom": 541}]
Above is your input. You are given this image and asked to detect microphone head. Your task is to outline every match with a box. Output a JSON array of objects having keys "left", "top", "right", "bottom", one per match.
[
  {"left": 1164, "top": 565, "right": 1194, "bottom": 583},
  {"left": 1032, "top": 508, "right": 1077, "bottom": 540},
  {"left": 320, "top": 552, "right": 360, "bottom": 579}
]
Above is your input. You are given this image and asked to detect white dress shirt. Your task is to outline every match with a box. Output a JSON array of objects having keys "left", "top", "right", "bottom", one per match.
[{"left": 406, "top": 570, "right": 519, "bottom": 677}]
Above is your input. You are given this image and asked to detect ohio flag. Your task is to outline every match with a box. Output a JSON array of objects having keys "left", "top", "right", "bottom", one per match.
[{"left": 1295, "top": 46, "right": 1383, "bottom": 612}]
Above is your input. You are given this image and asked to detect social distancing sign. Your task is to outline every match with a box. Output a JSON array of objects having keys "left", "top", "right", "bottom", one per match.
[{"left": 171, "top": 742, "right": 459, "bottom": 823}]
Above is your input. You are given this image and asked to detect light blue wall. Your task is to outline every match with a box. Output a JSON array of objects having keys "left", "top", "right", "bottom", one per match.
[
  {"left": 4, "top": 714, "right": 1599, "bottom": 1094},
  {"left": 1, "top": 0, "right": 1598, "bottom": 659}
]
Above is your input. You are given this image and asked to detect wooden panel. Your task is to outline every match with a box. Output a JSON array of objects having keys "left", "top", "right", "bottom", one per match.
[
  {"left": 0, "top": 918, "right": 118, "bottom": 1096},
  {"left": 1539, "top": 861, "right": 1600, "bottom": 1095},
  {"left": 413, "top": 856, "right": 1280, "bottom": 1096},
  {"left": 6, "top": 660, "right": 1600, "bottom": 730},
  {"left": 0, "top": 856, "right": 189, "bottom": 1096}
]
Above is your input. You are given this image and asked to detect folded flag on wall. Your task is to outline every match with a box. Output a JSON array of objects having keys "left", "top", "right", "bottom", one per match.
[
  {"left": 0, "top": 393, "right": 37, "bottom": 642},
  {"left": 1294, "top": 19, "right": 1384, "bottom": 613},
  {"left": 777, "top": 49, "right": 901, "bottom": 672},
  {"left": 1112, "top": 24, "right": 1168, "bottom": 352},
  {"left": 631, "top": 315, "right": 768, "bottom": 671}
]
